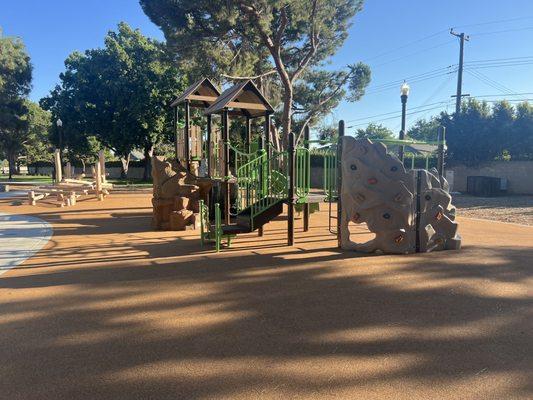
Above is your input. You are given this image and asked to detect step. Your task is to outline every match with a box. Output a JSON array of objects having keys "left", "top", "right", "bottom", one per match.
[{"left": 222, "top": 223, "right": 252, "bottom": 235}]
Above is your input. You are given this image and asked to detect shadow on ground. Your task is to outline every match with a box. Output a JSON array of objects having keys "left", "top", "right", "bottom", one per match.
[{"left": 0, "top": 200, "right": 532, "bottom": 399}]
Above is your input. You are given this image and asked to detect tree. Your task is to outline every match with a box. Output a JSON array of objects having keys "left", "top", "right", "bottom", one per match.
[
  {"left": 141, "top": 0, "right": 371, "bottom": 147},
  {"left": 0, "top": 31, "right": 32, "bottom": 178},
  {"left": 407, "top": 117, "right": 440, "bottom": 142},
  {"left": 510, "top": 101, "right": 533, "bottom": 160},
  {"left": 41, "top": 23, "right": 186, "bottom": 178},
  {"left": 23, "top": 100, "right": 52, "bottom": 173},
  {"left": 355, "top": 123, "right": 393, "bottom": 140}
]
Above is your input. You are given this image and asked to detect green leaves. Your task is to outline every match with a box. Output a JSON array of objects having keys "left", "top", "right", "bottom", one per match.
[{"left": 41, "top": 22, "right": 186, "bottom": 165}]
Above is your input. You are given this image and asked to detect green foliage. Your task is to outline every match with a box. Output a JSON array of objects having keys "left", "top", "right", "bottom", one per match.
[
  {"left": 355, "top": 123, "right": 393, "bottom": 140},
  {"left": 0, "top": 32, "right": 34, "bottom": 177},
  {"left": 411, "top": 99, "right": 533, "bottom": 166},
  {"left": 23, "top": 100, "right": 52, "bottom": 165},
  {"left": 40, "top": 22, "right": 186, "bottom": 175},
  {"left": 141, "top": 0, "right": 370, "bottom": 143},
  {"left": 407, "top": 117, "right": 440, "bottom": 142}
]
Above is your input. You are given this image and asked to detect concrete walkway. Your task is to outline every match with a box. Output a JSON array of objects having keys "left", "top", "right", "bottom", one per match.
[{"left": 0, "top": 212, "right": 52, "bottom": 275}]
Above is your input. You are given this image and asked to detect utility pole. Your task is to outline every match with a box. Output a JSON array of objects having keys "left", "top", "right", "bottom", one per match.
[{"left": 450, "top": 29, "right": 469, "bottom": 114}]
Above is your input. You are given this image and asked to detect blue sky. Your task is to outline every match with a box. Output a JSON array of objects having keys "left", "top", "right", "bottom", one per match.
[{"left": 2, "top": 0, "right": 533, "bottom": 136}]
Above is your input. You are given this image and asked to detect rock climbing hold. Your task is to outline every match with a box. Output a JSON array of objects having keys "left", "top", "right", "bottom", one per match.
[
  {"left": 394, "top": 234, "right": 404, "bottom": 244},
  {"left": 390, "top": 166, "right": 398, "bottom": 172},
  {"left": 350, "top": 164, "right": 357, "bottom": 171},
  {"left": 435, "top": 211, "right": 443, "bottom": 221},
  {"left": 425, "top": 194, "right": 431, "bottom": 201},
  {"left": 368, "top": 178, "right": 378, "bottom": 185},
  {"left": 394, "top": 193, "right": 403, "bottom": 202},
  {"left": 382, "top": 213, "right": 391, "bottom": 219}
]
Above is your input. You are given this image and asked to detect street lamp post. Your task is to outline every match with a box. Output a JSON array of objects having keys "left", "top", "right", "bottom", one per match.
[
  {"left": 399, "top": 82, "right": 410, "bottom": 162},
  {"left": 56, "top": 118, "right": 63, "bottom": 174}
]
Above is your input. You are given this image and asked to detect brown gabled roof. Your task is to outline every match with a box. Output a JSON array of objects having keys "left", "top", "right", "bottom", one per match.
[
  {"left": 204, "top": 80, "right": 274, "bottom": 117},
  {"left": 170, "top": 78, "right": 221, "bottom": 108}
]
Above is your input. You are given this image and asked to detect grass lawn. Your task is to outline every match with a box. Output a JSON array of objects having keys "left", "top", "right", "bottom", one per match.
[{"left": 0, "top": 175, "right": 53, "bottom": 183}]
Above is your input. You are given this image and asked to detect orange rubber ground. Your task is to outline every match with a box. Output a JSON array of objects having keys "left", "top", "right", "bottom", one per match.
[{"left": 1, "top": 193, "right": 532, "bottom": 399}]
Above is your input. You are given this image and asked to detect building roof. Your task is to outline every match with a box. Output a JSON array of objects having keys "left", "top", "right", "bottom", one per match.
[
  {"left": 204, "top": 80, "right": 274, "bottom": 118},
  {"left": 170, "top": 78, "right": 221, "bottom": 108}
]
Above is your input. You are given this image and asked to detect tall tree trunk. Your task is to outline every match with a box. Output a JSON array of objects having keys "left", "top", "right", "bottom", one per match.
[
  {"left": 281, "top": 86, "right": 293, "bottom": 149},
  {"left": 7, "top": 150, "right": 17, "bottom": 180},
  {"left": 120, "top": 153, "right": 130, "bottom": 179},
  {"left": 143, "top": 145, "right": 154, "bottom": 181}
]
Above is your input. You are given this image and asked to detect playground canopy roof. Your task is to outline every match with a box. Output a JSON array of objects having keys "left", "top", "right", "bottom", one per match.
[
  {"left": 170, "top": 78, "right": 221, "bottom": 108},
  {"left": 204, "top": 80, "right": 274, "bottom": 118}
]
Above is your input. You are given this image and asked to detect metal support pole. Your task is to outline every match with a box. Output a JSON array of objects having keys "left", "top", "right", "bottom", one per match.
[
  {"left": 337, "top": 120, "right": 345, "bottom": 248},
  {"left": 303, "top": 125, "right": 310, "bottom": 232},
  {"left": 399, "top": 94, "right": 407, "bottom": 162},
  {"left": 207, "top": 114, "right": 212, "bottom": 177},
  {"left": 264, "top": 113, "right": 271, "bottom": 158},
  {"left": 257, "top": 127, "right": 265, "bottom": 237},
  {"left": 437, "top": 126, "right": 446, "bottom": 178},
  {"left": 222, "top": 110, "right": 230, "bottom": 225},
  {"left": 184, "top": 100, "right": 191, "bottom": 171},
  {"left": 245, "top": 116, "right": 252, "bottom": 154},
  {"left": 174, "top": 106, "right": 179, "bottom": 162},
  {"left": 288, "top": 130, "right": 295, "bottom": 246}
]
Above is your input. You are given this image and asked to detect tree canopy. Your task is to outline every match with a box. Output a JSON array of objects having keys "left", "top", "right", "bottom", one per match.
[
  {"left": 141, "top": 0, "right": 371, "bottom": 146},
  {"left": 408, "top": 99, "right": 533, "bottom": 166},
  {"left": 355, "top": 123, "right": 394, "bottom": 140},
  {"left": 41, "top": 22, "right": 186, "bottom": 177},
  {"left": 0, "top": 31, "right": 35, "bottom": 178}
]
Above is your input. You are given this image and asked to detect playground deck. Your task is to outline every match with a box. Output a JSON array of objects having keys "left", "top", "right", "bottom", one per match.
[{"left": 0, "top": 193, "right": 532, "bottom": 399}]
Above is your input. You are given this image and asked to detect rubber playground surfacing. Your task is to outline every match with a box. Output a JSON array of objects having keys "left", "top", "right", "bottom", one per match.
[{"left": 0, "top": 193, "right": 532, "bottom": 400}]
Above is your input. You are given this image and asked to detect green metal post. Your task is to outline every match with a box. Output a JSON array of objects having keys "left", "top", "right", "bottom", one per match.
[
  {"left": 337, "top": 120, "right": 345, "bottom": 248},
  {"left": 222, "top": 110, "right": 230, "bottom": 225},
  {"left": 288, "top": 130, "right": 295, "bottom": 246},
  {"left": 303, "top": 125, "right": 310, "bottom": 232}
]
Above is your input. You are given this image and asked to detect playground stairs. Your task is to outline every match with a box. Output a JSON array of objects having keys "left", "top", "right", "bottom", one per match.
[{"left": 223, "top": 197, "right": 285, "bottom": 235}]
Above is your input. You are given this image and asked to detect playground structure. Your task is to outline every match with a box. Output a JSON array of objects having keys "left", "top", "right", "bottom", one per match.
[
  {"left": 3, "top": 149, "right": 111, "bottom": 207},
  {"left": 159, "top": 77, "right": 460, "bottom": 253}
]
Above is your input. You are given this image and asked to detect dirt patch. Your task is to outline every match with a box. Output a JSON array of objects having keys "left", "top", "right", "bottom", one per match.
[{"left": 454, "top": 194, "right": 533, "bottom": 226}]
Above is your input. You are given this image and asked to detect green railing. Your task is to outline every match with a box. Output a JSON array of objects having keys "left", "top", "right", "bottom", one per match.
[
  {"left": 295, "top": 147, "right": 310, "bottom": 202},
  {"left": 323, "top": 145, "right": 338, "bottom": 201},
  {"left": 199, "top": 200, "right": 231, "bottom": 252},
  {"left": 236, "top": 150, "right": 288, "bottom": 231}
]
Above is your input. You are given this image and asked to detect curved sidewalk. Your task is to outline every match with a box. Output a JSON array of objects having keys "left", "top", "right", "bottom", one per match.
[{"left": 0, "top": 212, "right": 52, "bottom": 275}]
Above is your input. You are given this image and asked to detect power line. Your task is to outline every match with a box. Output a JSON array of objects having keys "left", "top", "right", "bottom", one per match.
[
  {"left": 366, "top": 66, "right": 455, "bottom": 91},
  {"left": 361, "top": 30, "right": 449, "bottom": 63},
  {"left": 468, "top": 92, "right": 533, "bottom": 98},
  {"left": 371, "top": 40, "right": 455, "bottom": 68},
  {"left": 469, "top": 26, "right": 533, "bottom": 36},
  {"left": 465, "top": 55, "right": 533, "bottom": 65},
  {"left": 345, "top": 101, "right": 449, "bottom": 123},
  {"left": 347, "top": 104, "right": 449, "bottom": 128},
  {"left": 452, "top": 15, "right": 533, "bottom": 29},
  {"left": 465, "top": 69, "right": 515, "bottom": 95}
]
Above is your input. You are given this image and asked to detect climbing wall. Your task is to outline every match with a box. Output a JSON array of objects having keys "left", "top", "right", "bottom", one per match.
[{"left": 339, "top": 137, "right": 461, "bottom": 254}]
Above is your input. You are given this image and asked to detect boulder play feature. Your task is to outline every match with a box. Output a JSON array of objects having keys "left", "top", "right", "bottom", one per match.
[
  {"left": 340, "top": 136, "right": 461, "bottom": 254},
  {"left": 151, "top": 156, "right": 212, "bottom": 230}
]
